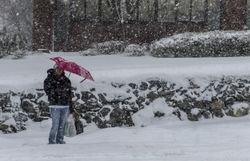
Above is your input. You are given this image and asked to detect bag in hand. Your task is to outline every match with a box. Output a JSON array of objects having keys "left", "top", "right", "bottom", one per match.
[{"left": 64, "top": 114, "right": 77, "bottom": 137}]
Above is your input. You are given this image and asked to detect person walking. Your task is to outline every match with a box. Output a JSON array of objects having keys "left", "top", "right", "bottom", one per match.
[{"left": 44, "top": 65, "right": 72, "bottom": 144}]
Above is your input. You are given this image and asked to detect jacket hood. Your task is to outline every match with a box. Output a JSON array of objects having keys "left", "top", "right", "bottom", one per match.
[
  {"left": 47, "top": 68, "right": 66, "bottom": 77},
  {"left": 47, "top": 68, "right": 55, "bottom": 76}
]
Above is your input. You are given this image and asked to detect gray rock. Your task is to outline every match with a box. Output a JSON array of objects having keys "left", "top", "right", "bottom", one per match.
[
  {"left": 224, "top": 97, "right": 235, "bottom": 106},
  {"left": 147, "top": 91, "right": 159, "bottom": 102},
  {"left": 81, "top": 91, "right": 98, "bottom": 102},
  {"left": 99, "top": 107, "right": 111, "bottom": 117},
  {"left": 235, "top": 108, "right": 249, "bottom": 117},
  {"left": 128, "top": 83, "right": 137, "bottom": 89},
  {"left": 211, "top": 98, "right": 225, "bottom": 118},
  {"left": 158, "top": 90, "right": 174, "bottom": 101},
  {"left": 154, "top": 111, "right": 165, "bottom": 118},
  {"left": 93, "top": 116, "right": 107, "bottom": 128},
  {"left": 21, "top": 100, "right": 35, "bottom": 113},
  {"left": 0, "top": 123, "right": 8, "bottom": 131},
  {"left": 75, "top": 93, "right": 81, "bottom": 99},
  {"left": 14, "top": 112, "right": 28, "bottom": 122},
  {"left": 187, "top": 113, "right": 200, "bottom": 121},
  {"left": 109, "top": 107, "right": 134, "bottom": 127},
  {"left": 98, "top": 93, "right": 108, "bottom": 104},
  {"left": 24, "top": 93, "right": 36, "bottom": 100},
  {"left": 82, "top": 113, "right": 92, "bottom": 124},
  {"left": 139, "top": 82, "right": 148, "bottom": 91},
  {"left": 148, "top": 80, "right": 162, "bottom": 90},
  {"left": 111, "top": 82, "right": 125, "bottom": 88},
  {"left": 132, "top": 90, "right": 139, "bottom": 97},
  {"left": 136, "top": 96, "right": 145, "bottom": 105}
]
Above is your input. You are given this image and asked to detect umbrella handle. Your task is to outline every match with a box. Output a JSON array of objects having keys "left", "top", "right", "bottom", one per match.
[
  {"left": 80, "top": 78, "right": 87, "bottom": 83},
  {"left": 68, "top": 72, "right": 71, "bottom": 78}
]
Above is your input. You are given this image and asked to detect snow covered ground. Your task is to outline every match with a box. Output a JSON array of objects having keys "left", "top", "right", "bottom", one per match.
[
  {"left": 1, "top": 53, "right": 250, "bottom": 161},
  {"left": 1, "top": 116, "right": 250, "bottom": 161},
  {"left": 1, "top": 52, "right": 250, "bottom": 91}
]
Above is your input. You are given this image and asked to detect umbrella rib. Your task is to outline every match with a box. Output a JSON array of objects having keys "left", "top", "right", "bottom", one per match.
[{"left": 80, "top": 78, "right": 87, "bottom": 83}]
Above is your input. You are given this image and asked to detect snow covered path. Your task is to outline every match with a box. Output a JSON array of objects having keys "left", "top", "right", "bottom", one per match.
[
  {"left": 1, "top": 53, "right": 250, "bottom": 91},
  {"left": 1, "top": 116, "right": 250, "bottom": 161}
]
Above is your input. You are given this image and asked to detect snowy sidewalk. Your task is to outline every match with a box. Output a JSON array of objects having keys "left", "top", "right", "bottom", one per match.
[{"left": 1, "top": 116, "right": 250, "bottom": 161}]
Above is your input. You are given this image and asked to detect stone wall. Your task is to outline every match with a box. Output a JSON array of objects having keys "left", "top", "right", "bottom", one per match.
[{"left": 1, "top": 76, "right": 250, "bottom": 133}]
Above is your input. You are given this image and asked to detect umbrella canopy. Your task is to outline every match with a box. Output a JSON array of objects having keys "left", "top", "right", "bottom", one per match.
[{"left": 50, "top": 57, "right": 94, "bottom": 82}]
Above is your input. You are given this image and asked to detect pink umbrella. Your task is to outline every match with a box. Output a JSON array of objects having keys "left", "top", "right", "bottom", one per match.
[{"left": 50, "top": 57, "right": 94, "bottom": 82}]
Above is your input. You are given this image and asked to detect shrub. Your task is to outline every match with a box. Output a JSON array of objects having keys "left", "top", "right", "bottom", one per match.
[
  {"left": 94, "top": 41, "right": 127, "bottom": 55},
  {"left": 124, "top": 44, "right": 148, "bottom": 56},
  {"left": 150, "top": 31, "right": 250, "bottom": 57}
]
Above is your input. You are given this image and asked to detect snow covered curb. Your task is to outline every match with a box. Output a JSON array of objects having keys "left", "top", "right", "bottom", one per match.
[{"left": 1, "top": 76, "right": 250, "bottom": 133}]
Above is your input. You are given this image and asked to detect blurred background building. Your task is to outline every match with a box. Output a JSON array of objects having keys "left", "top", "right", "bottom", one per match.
[{"left": 32, "top": 0, "right": 249, "bottom": 51}]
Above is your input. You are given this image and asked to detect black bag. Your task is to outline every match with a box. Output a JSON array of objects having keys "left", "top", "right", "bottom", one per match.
[
  {"left": 75, "top": 119, "right": 84, "bottom": 135},
  {"left": 72, "top": 107, "right": 84, "bottom": 135}
]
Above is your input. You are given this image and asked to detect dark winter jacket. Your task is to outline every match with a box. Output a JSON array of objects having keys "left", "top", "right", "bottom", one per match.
[{"left": 44, "top": 68, "right": 72, "bottom": 107}]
